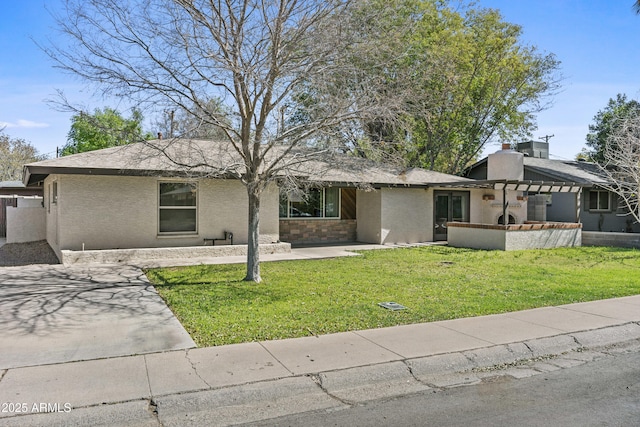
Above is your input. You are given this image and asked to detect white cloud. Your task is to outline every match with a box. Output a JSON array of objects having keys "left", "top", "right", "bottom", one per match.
[{"left": 0, "top": 119, "right": 49, "bottom": 129}]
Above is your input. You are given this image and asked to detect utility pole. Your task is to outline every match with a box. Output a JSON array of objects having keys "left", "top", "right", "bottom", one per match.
[{"left": 538, "top": 134, "right": 555, "bottom": 143}]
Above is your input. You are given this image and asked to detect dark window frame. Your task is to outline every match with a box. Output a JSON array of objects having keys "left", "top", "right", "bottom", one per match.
[
  {"left": 588, "top": 190, "right": 611, "bottom": 212},
  {"left": 279, "top": 187, "right": 341, "bottom": 219},
  {"left": 158, "top": 181, "right": 198, "bottom": 234}
]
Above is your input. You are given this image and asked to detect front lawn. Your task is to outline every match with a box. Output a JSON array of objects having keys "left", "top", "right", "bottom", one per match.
[{"left": 146, "top": 246, "right": 640, "bottom": 347}]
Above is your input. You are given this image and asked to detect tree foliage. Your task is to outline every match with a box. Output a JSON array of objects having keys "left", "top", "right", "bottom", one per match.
[
  {"left": 315, "top": 0, "right": 562, "bottom": 174},
  {"left": 61, "top": 107, "right": 152, "bottom": 156},
  {"left": 585, "top": 94, "right": 640, "bottom": 164},
  {"left": 0, "top": 131, "right": 47, "bottom": 181},
  {"left": 45, "top": 0, "right": 402, "bottom": 282}
]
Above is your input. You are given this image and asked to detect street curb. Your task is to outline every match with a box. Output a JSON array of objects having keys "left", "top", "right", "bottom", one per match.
[
  {"left": 145, "top": 322, "right": 640, "bottom": 425},
  {"left": 1, "top": 322, "right": 639, "bottom": 426}
]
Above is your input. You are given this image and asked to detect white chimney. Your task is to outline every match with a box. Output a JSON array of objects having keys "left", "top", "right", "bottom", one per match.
[{"left": 487, "top": 143, "right": 524, "bottom": 181}]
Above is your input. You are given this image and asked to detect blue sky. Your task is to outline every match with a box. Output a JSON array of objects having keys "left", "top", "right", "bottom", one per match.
[{"left": 1, "top": 0, "right": 640, "bottom": 160}]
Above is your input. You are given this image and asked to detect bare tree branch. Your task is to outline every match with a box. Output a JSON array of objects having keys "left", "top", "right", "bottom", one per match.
[
  {"left": 597, "top": 114, "right": 640, "bottom": 225},
  {"left": 42, "top": 0, "right": 405, "bottom": 282}
]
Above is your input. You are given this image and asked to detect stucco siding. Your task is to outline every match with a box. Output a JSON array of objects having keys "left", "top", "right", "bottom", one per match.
[
  {"left": 257, "top": 183, "right": 280, "bottom": 243},
  {"left": 449, "top": 223, "right": 582, "bottom": 250},
  {"left": 51, "top": 175, "right": 279, "bottom": 251},
  {"left": 6, "top": 200, "right": 45, "bottom": 243},
  {"left": 472, "top": 189, "right": 528, "bottom": 225},
  {"left": 380, "top": 188, "right": 431, "bottom": 244},
  {"left": 468, "top": 189, "right": 485, "bottom": 224},
  {"left": 356, "top": 190, "right": 382, "bottom": 243},
  {"left": 44, "top": 176, "right": 60, "bottom": 258}
]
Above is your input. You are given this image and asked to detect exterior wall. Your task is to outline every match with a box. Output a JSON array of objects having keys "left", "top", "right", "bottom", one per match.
[
  {"left": 448, "top": 222, "right": 582, "bottom": 250},
  {"left": 44, "top": 176, "right": 60, "bottom": 258},
  {"left": 356, "top": 190, "right": 382, "bottom": 243},
  {"left": 546, "top": 192, "right": 578, "bottom": 223},
  {"left": 582, "top": 231, "right": 640, "bottom": 248},
  {"left": 449, "top": 225, "right": 506, "bottom": 250},
  {"left": 47, "top": 174, "right": 279, "bottom": 253},
  {"left": 279, "top": 219, "right": 356, "bottom": 245},
  {"left": 580, "top": 192, "right": 640, "bottom": 233},
  {"left": 504, "top": 227, "right": 581, "bottom": 250},
  {"left": 6, "top": 198, "right": 45, "bottom": 243},
  {"left": 379, "top": 188, "right": 432, "bottom": 244},
  {"left": 474, "top": 189, "right": 528, "bottom": 225}
]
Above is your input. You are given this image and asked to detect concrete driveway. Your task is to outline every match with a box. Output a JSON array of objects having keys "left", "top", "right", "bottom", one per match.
[{"left": 0, "top": 264, "right": 195, "bottom": 369}]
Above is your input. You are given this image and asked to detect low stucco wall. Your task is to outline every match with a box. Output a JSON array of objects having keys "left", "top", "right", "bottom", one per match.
[
  {"left": 61, "top": 242, "right": 291, "bottom": 265},
  {"left": 6, "top": 204, "right": 46, "bottom": 243},
  {"left": 582, "top": 231, "right": 640, "bottom": 248},
  {"left": 448, "top": 222, "right": 582, "bottom": 250}
]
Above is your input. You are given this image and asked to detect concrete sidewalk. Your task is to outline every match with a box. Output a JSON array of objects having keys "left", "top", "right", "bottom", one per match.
[{"left": 1, "top": 295, "right": 639, "bottom": 426}]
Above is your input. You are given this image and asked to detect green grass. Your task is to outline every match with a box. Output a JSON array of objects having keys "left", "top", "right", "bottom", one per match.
[{"left": 145, "top": 246, "right": 640, "bottom": 347}]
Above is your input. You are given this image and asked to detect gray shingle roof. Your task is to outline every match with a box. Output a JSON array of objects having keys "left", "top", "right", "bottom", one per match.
[
  {"left": 0, "top": 181, "right": 25, "bottom": 188},
  {"left": 523, "top": 157, "right": 607, "bottom": 185},
  {"left": 24, "top": 139, "right": 470, "bottom": 187}
]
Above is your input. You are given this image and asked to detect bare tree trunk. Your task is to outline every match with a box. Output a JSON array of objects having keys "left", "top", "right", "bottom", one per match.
[{"left": 245, "top": 184, "right": 261, "bottom": 283}]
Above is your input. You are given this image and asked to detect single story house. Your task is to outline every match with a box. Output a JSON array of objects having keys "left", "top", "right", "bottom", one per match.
[
  {"left": 22, "top": 139, "right": 586, "bottom": 262},
  {"left": 22, "top": 139, "right": 478, "bottom": 260},
  {"left": 465, "top": 141, "right": 640, "bottom": 233}
]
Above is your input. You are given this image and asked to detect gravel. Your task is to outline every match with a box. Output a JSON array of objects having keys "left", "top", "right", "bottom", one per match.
[{"left": 0, "top": 240, "right": 60, "bottom": 266}]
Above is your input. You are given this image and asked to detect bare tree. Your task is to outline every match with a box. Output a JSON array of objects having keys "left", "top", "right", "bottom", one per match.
[
  {"left": 43, "top": 0, "right": 401, "bottom": 282},
  {"left": 597, "top": 114, "right": 640, "bottom": 226},
  {"left": 154, "top": 98, "right": 231, "bottom": 140}
]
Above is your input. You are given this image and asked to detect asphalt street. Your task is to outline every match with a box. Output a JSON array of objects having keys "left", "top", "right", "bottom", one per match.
[{"left": 249, "top": 342, "right": 640, "bottom": 427}]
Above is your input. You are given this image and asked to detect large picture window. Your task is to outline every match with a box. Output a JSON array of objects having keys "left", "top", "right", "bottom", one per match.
[
  {"left": 159, "top": 182, "right": 197, "bottom": 233},
  {"left": 588, "top": 190, "right": 610, "bottom": 212},
  {"left": 280, "top": 188, "right": 340, "bottom": 219}
]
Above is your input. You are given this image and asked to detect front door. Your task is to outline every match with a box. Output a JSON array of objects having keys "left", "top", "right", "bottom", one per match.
[{"left": 434, "top": 191, "right": 470, "bottom": 241}]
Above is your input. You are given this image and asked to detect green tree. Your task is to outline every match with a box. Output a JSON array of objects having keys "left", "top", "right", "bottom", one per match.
[
  {"left": 318, "top": 1, "right": 562, "bottom": 174},
  {"left": 61, "top": 107, "right": 152, "bottom": 156},
  {"left": 0, "top": 131, "right": 47, "bottom": 181},
  {"left": 585, "top": 94, "right": 640, "bottom": 164}
]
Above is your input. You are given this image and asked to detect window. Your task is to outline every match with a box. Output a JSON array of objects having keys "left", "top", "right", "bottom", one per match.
[
  {"left": 279, "top": 188, "right": 340, "bottom": 219},
  {"left": 52, "top": 181, "right": 58, "bottom": 204},
  {"left": 159, "top": 182, "right": 197, "bottom": 233},
  {"left": 588, "top": 190, "right": 610, "bottom": 212}
]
